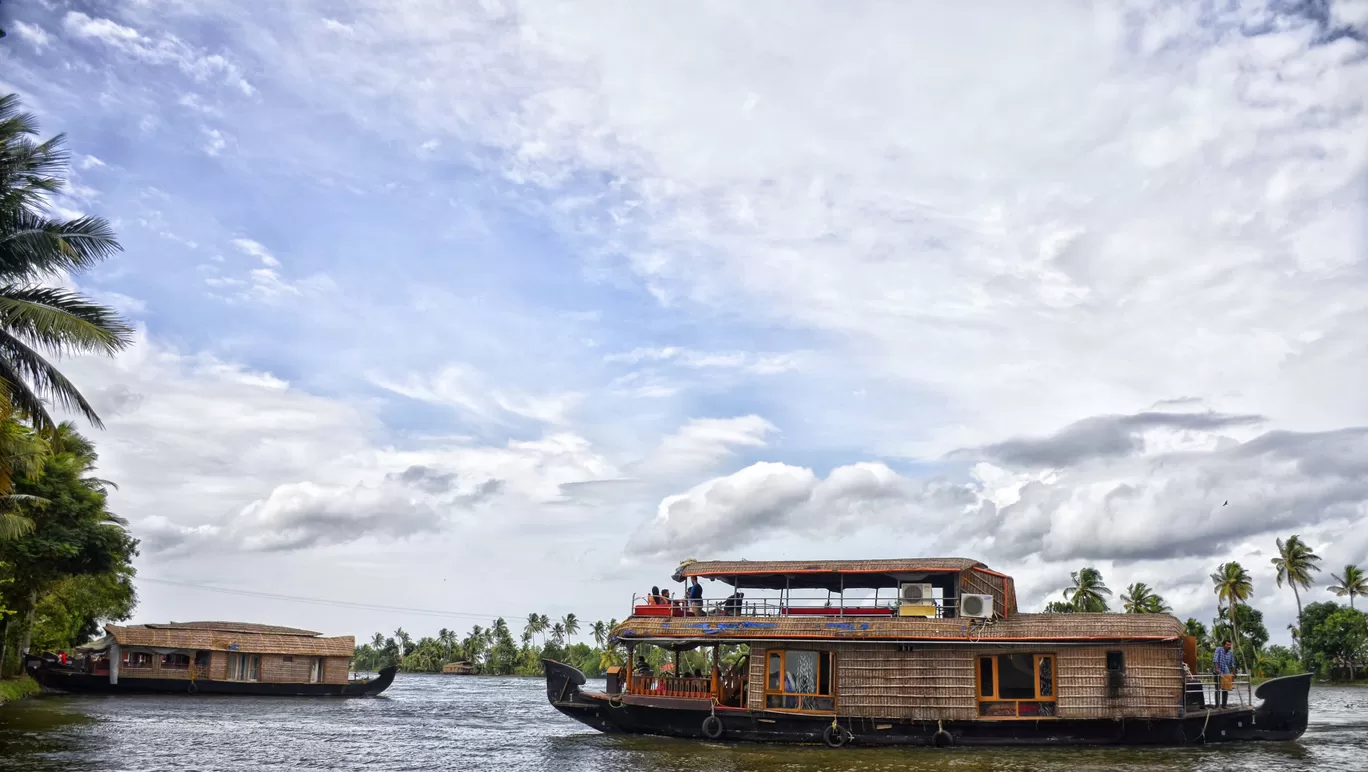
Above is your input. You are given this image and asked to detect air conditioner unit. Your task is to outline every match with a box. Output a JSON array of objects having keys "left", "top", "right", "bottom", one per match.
[
  {"left": 960, "top": 594, "right": 995, "bottom": 619},
  {"left": 899, "top": 583, "right": 935, "bottom": 604}
]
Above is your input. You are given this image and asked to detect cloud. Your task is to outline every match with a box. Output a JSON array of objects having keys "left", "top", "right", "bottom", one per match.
[
  {"left": 202, "top": 128, "right": 228, "bottom": 156},
  {"left": 372, "top": 364, "right": 583, "bottom": 426},
  {"left": 231, "top": 238, "right": 281, "bottom": 267},
  {"left": 13, "top": 21, "right": 53, "bottom": 50},
  {"left": 965, "top": 411, "right": 1266, "bottom": 468},
  {"left": 638, "top": 415, "right": 776, "bottom": 477},
  {"left": 63, "top": 11, "right": 255, "bottom": 96},
  {"left": 78, "top": 155, "right": 107, "bottom": 170},
  {"left": 606, "top": 347, "right": 797, "bottom": 374}
]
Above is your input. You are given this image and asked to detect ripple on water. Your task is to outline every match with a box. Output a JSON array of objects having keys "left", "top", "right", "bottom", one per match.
[{"left": 0, "top": 677, "right": 1363, "bottom": 772}]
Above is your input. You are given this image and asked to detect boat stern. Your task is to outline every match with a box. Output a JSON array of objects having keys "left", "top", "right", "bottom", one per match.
[{"left": 1251, "top": 672, "right": 1312, "bottom": 741}]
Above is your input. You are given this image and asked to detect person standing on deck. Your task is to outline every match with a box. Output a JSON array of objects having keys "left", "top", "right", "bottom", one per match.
[
  {"left": 688, "top": 577, "right": 704, "bottom": 615},
  {"left": 1213, "top": 640, "right": 1236, "bottom": 708}
]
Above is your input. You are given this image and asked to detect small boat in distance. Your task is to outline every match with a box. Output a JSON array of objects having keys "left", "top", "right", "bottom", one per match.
[
  {"left": 545, "top": 556, "right": 1311, "bottom": 747},
  {"left": 442, "top": 660, "right": 477, "bottom": 675},
  {"left": 28, "top": 621, "right": 396, "bottom": 697}
]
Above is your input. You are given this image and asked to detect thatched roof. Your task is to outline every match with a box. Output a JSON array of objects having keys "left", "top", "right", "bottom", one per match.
[
  {"left": 104, "top": 623, "right": 354, "bottom": 657},
  {"left": 612, "top": 612, "right": 1183, "bottom": 645},
  {"left": 673, "top": 558, "right": 988, "bottom": 589}
]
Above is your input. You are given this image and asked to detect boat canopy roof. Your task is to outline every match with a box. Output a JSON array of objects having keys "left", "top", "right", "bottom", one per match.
[
  {"left": 673, "top": 557, "right": 988, "bottom": 590},
  {"left": 97, "top": 622, "right": 355, "bottom": 657}
]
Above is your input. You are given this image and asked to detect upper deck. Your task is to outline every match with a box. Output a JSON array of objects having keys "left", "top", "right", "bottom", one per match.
[{"left": 631, "top": 556, "right": 1018, "bottom": 622}]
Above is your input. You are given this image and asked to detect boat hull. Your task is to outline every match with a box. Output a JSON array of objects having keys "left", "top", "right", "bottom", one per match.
[
  {"left": 27, "top": 662, "right": 397, "bottom": 697},
  {"left": 544, "top": 661, "right": 1310, "bottom": 747}
]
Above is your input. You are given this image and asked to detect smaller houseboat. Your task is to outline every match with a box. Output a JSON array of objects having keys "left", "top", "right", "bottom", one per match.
[
  {"left": 442, "top": 660, "right": 477, "bottom": 675},
  {"left": 28, "top": 621, "right": 395, "bottom": 696}
]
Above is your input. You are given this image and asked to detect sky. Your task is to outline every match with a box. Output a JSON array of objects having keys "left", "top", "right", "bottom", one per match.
[{"left": 1, "top": 0, "right": 1366, "bottom": 646}]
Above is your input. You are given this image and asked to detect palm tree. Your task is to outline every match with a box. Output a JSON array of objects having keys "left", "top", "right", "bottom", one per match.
[
  {"left": 562, "top": 613, "right": 580, "bottom": 644},
  {"left": 591, "top": 621, "right": 607, "bottom": 648},
  {"left": 1120, "top": 582, "right": 1170, "bottom": 614},
  {"left": 1064, "top": 567, "right": 1112, "bottom": 612},
  {"left": 538, "top": 613, "right": 551, "bottom": 644},
  {"left": 394, "top": 627, "right": 411, "bottom": 658},
  {"left": 550, "top": 622, "right": 566, "bottom": 645},
  {"left": 0, "top": 94, "right": 133, "bottom": 433},
  {"left": 1329, "top": 564, "right": 1368, "bottom": 609},
  {"left": 1211, "top": 561, "right": 1253, "bottom": 666},
  {"left": 524, "top": 612, "right": 544, "bottom": 644},
  {"left": 0, "top": 410, "right": 46, "bottom": 539},
  {"left": 370, "top": 632, "right": 385, "bottom": 649},
  {"left": 1271, "top": 535, "right": 1321, "bottom": 632}
]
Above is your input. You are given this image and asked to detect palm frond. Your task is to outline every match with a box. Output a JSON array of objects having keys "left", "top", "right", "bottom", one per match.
[
  {"left": 0, "top": 332, "right": 103, "bottom": 430},
  {"left": 0, "top": 284, "right": 132, "bottom": 355},
  {"left": 0, "top": 510, "right": 34, "bottom": 540},
  {"left": 0, "top": 212, "right": 123, "bottom": 280}
]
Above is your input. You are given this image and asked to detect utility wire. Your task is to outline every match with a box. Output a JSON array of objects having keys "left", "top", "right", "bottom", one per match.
[{"left": 138, "top": 577, "right": 525, "bottom": 623}]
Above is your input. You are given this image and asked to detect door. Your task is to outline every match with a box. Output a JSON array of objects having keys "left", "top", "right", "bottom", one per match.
[{"left": 310, "top": 657, "right": 322, "bottom": 683}]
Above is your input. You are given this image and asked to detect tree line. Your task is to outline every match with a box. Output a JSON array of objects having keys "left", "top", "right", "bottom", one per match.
[
  {"left": 1043, "top": 534, "right": 1368, "bottom": 681},
  {"left": 0, "top": 94, "right": 140, "bottom": 676},
  {"left": 351, "top": 613, "right": 630, "bottom": 677}
]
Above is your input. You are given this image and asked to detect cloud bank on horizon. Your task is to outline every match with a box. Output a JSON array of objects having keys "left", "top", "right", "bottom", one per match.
[{"left": 1, "top": 0, "right": 1366, "bottom": 637}]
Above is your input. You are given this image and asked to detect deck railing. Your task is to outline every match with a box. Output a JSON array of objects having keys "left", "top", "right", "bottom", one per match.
[
  {"left": 630, "top": 592, "right": 960, "bottom": 619},
  {"left": 627, "top": 674, "right": 714, "bottom": 699},
  {"left": 1186, "top": 673, "right": 1254, "bottom": 709}
]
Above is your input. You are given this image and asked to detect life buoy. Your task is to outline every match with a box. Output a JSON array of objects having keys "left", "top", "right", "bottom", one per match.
[
  {"left": 701, "top": 714, "right": 724, "bottom": 740},
  {"left": 823, "top": 723, "right": 849, "bottom": 748}
]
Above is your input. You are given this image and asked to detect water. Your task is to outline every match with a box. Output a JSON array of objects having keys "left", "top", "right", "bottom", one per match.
[{"left": 0, "top": 676, "right": 1364, "bottom": 771}]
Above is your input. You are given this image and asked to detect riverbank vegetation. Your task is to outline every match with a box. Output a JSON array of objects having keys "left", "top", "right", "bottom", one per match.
[
  {"left": 352, "top": 615, "right": 629, "bottom": 677},
  {"left": 0, "top": 94, "right": 138, "bottom": 677},
  {"left": 1045, "top": 534, "right": 1368, "bottom": 683},
  {"left": 0, "top": 674, "right": 40, "bottom": 704}
]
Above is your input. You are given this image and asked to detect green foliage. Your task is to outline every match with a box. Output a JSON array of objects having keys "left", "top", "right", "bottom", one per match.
[
  {"left": 1041, "top": 601, "right": 1076, "bottom": 613},
  {"left": 1329, "top": 565, "right": 1368, "bottom": 609},
  {"left": 0, "top": 674, "right": 40, "bottom": 704},
  {"left": 1120, "top": 582, "right": 1170, "bottom": 614},
  {"left": 1212, "top": 603, "right": 1268, "bottom": 668},
  {"left": 1063, "top": 567, "right": 1111, "bottom": 612},
  {"left": 0, "top": 93, "right": 133, "bottom": 432},
  {"left": 1300, "top": 601, "right": 1368, "bottom": 681},
  {"left": 29, "top": 569, "right": 136, "bottom": 652}
]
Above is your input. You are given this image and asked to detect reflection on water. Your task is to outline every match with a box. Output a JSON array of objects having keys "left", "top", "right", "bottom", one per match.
[{"left": 1, "top": 676, "right": 1364, "bottom": 771}]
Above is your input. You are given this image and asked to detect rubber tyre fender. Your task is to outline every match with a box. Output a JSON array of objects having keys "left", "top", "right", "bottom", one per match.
[
  {"left": 701, "top": 714, "right": 724, "bottom": 740},
  {"left": 187, "top": 682, "right": 198, "bottom": 695},
  {"left": 933, "top": 729, "right": 953, "bottom": 747},
  {"left": 823, "top": 723, "right": 849, "bottom": 748}
]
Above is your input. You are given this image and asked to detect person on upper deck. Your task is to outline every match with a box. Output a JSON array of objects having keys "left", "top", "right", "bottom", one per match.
[
  {"left": 723, "top": 591, "right": 744, "bottom": 615},
  {"left": 1213, "top": 639, "right": 1236, "bottom": 708},
  {"left": 688, "top": 576, "right": 704, "bottom": 614},
  {"left": 648, "top": 586, "right": 662, "bottom": 604}
]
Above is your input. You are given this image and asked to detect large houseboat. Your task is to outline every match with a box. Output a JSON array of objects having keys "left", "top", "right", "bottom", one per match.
[
  {"left": 544, "top": 557, "right": 1310, "bottom": 747},
  {"left": 28, "top": 621, "right": 396, "bottom": 696}
]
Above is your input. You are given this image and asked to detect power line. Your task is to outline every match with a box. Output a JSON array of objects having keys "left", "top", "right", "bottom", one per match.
[{"left": 138, "top": 577, "right": 525, "bottom": 623}]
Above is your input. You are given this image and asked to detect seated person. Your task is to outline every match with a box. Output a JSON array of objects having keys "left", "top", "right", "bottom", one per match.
[
  {"left": 723, "top": 591, "right": 745, "bottom": 616},
  {"left": 647, "top": 585, "right": 663, "bottom": 605}
]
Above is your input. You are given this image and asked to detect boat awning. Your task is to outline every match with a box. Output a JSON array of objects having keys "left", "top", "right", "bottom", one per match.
[
  {"left": 673, "top": 558, "right": 986, "bottom": 590},
  {"left": 76, "top": 635, "right": 113, "bottom": 653}
]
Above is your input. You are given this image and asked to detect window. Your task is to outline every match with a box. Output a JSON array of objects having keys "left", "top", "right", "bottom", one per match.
[
  {"left": 161, "top": 653, "right": 191, "bottom": 669},
  {"left": 977, "top": 653, "right": 1056, "bottom": 718},
  {"left": 762, "top": 650, "right": 835, "bottom": 713},
  {"left": 1106, "top": 651, "right": 1125, "bottom": 672},
  {"left": 228, "top": 653, "right": 261, "bottom": 681},
  {"left": 123, "top": 651, "right": 153, "bottom": 668},
  {"left": 283, "top": 656, "right": 294, "bottom": 663},
  {"left": 194, "top": 651, "right": 211, "bottom": 668}
]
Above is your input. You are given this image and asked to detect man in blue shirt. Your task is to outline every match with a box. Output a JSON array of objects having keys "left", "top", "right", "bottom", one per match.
[
  {"left": 688, "top": 577, "right": 704, "bottom": 615},
  {"left": 1213, "top": 640, "right": 1236, "bottom": 707}
]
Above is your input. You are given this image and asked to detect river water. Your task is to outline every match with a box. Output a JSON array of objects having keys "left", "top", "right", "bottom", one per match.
[{"left": 1, "top": 675, "right": 1364, "bottom": 771}]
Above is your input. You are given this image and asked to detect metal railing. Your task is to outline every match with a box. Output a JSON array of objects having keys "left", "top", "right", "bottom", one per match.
[
  {"left": 631, "top": 592, "right": 961, "bottom": 619},
  {"left": 1186, "top": 673, "right": 1254, "bottom": 709}
]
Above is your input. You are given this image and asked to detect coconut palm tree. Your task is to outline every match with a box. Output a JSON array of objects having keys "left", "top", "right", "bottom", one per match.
[
  {"left": 524, "top": 612, "right": 545, "bottom": 645},
  {"left": 0, "top": 94, "right": 133, "bottom": 433},
  {"left": 0, "top": 410, "right": 46, "bottom": 539},
  {"left": 1120, "top": 582, "right": 1170, "bottom": 614},
  {"left": 1271, "top": 534, "right": 1321, "bottom": 632},
  {"left": 1064, "top": 567, "right": 1112, "bottom": 612},
  {"left": 550, "top": 622, "right": 566, "bottom": 645},
  {"left": 562, "top": 613, "right": 579, "bottom": 644},
  {"left": 591, "top": 620, "right": 607, "bottom": 648},
  {"left": 1328, "top": 564, "right": 1367, "bottom": 609},
  {"left": 393, "top": 627, "right": 412, "bottom": 658},
  {"left": 1211, "top": 561, "right": 1253, "bottom": 665}
]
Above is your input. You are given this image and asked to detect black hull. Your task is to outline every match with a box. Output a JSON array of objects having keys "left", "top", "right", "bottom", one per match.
[
  {"left": 543, "top": 660, "right": 1310, "bottom": 747},
  {"left": 27, "top": 664, "right": 397, "bottom": 697}
]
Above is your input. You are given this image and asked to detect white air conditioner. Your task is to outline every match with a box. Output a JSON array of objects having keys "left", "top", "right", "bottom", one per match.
[
  {"left": 960, "top": 594, "right": 995, "bottom": 619},
  {"left": 899, "top": 583, "right": 935, "bottom": 605}
]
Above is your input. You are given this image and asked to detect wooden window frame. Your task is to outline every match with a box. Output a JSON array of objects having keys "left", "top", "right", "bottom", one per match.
[
  {"left": 975, "top": 653, "right": 1057, "bottom": 719},
  {"left": 123, "top": 650, "right": 153, "bottom": 669},
  {"left": 160, "top": 652, "right": 191, "bottom": 670},
  {"left": 762, "top": 649, "right": 836, "bottom": 714},
  {"left": 228, "top": 653, "right": 261, "bottom": 682}
]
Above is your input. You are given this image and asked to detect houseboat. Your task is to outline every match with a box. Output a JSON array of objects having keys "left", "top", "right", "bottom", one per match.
[
  {"left": 544, "top": 557, "right": 1311, "bottom": 747},
  {"left": 28, "top": 621, "right": 396, "bottom": 696},
  {"left": 442, "top": 660, "right": 477, "bottom": 675}
]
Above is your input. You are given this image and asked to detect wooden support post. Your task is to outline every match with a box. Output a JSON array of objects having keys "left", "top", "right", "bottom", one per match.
[
  {"left": 625, "top": 642, "right": 634, "bottom": 694},
  {"left": 712, "top": 644, "right": 720, "bottom": 702}
]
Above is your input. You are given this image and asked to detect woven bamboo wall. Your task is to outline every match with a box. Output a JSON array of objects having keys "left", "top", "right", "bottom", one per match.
[
  {"left": 747, "top": 643, "right": 767, "bottom": 711},
  {"left": 835, "top": 643, "right": 977, "bottom": 720},
  {"left": 1055, "top": 644, "right": 1182, "bottom": 719},
  {"left": 960, "top": 570, "right": 1009, "bottom": 619}
]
